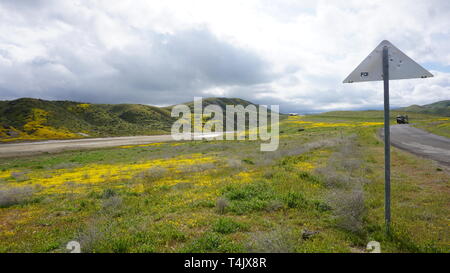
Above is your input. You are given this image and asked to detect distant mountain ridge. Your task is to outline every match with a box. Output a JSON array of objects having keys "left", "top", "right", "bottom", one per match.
[
  {"left": 165, "top": 97, "right": 257, "bottom": 111},
  {"left": 0, "top": 97, "right": 260, "bottom": 142},
  {"left": 398, "top": 100, "right": 450, "bottom": 117}
]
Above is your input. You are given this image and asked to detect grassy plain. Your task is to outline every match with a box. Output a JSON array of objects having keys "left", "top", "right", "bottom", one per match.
[{"left": 0, "top": 112, "right": 448, "bottom": 253}]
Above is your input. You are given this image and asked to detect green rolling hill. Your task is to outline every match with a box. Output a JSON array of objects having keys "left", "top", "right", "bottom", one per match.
[
  {"left": 164, "top": 97, "right": 257, "bottom": 111},
  {"left": 0, "top": 97, "right": 265, "bottom": 142},
  {"left": 398, "top": 100, "right": 450, "bottom": 116},
  {"left": 0, "top": 98, "right": 174, "bottom": 141}
]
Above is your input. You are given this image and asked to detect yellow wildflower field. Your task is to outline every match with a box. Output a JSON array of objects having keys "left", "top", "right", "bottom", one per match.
[
  {"left": 1, "top": 153, "right": 216, "bottom": 195},
  {"left": 0, "top": 112, "right": 448, "bottom": 254}
]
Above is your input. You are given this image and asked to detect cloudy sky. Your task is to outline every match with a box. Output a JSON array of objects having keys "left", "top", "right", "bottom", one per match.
[{"left": 0, "top": 0, "right": 449, "bottom": 113}]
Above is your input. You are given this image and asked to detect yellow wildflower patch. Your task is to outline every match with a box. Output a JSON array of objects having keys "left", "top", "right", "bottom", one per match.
[
  {"left": 288, "top": 121, "right": 314, "bottom": 125},
  {"left": 132, "top": 183, "right": 145, "bottom": 193},
  {"left": 1, "top": 108, "right": 78, "bottom": 142},
  {"left": 358, "top": 122, "right": 384, "bottom": 126},
  {"left": 285, "top": 118, "right": 383, "bottom": 128},
  {"left": 154, "top": 178, "right": 186, "bottom": 187},
  {"left": 0, "top": 230, "right": 15, "bottom": 237},
  {"left": 171, "top": 143, "right": 184, "bottom": 146},
  {"left": 0, "top": 170, "right": 12, "bottom": 179},
  {"left": 120, "top": 143, "right": 165, "bottom": 149},
  {"left": 235, "top": 171, "right": 256, "bottom": 184},
  {"left": 295, "top": 162, "right": 315, "bottom": 171},
  {"left": 10, "top": 207, "right": 45, "bottom": 225},
  {"left": 167, "top": 211, "right": 212, "bottom": 229},
  {"left": 4, "top": 154, "right": 216, "bottom": 194},
  {"left": 77, "top": 103, "right": 91, "bottom": 109},
  {"left": 23, "top": 109, "right": 78, "bottom": 139}
]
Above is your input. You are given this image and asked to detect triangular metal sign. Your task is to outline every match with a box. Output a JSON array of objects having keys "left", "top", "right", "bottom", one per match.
[{"left": 343, "top": 40, "right": 433, "bottom": 83}]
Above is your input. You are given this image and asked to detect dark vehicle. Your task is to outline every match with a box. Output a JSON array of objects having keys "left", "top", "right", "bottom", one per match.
[{"left": 396, "top": 115, "right": 409, "bottom": 124}]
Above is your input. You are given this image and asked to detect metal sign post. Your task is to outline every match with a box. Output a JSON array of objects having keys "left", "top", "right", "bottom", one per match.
[
  {"left": 343, "top": 40, "right": 433, "bottom": 234},
  {"left": 382, "top": 46, "right": 391, "bottom": 232}
]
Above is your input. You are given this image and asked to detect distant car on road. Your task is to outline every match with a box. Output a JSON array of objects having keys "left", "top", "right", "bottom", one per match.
[{"left": 396, "top": 115, "right": 409, "bottom": 124}]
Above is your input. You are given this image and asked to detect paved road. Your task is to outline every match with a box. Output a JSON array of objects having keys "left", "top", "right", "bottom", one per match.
[
  {"left": 381, "top": 125, "right": 450, "bottom": 166},
  {"left": 0, "top": 132, "right": 225, "bottom": 158}
]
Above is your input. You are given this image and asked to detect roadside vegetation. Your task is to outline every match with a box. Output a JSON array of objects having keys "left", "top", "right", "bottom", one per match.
[
  {"left": 0, "top": 112, "right": 448, "bottom": 253},
  {"left": 412, "top": 117, "right": 450, "bottom": 138},
  {"left": 306, "top": 110, "right": 449, "bottom": 138}
]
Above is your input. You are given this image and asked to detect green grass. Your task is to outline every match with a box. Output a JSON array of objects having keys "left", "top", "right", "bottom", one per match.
[
  {"left": 303, "top": 110, "right": 437, "bottom": 122},
  {"left": 0, "top": 110, "right": 448, "bottom": 253},
  {"left": 212, "top": 218, "right": 248, "bottom": 234},
  {"left": 410, "top": 118, "right": 450, "bottom": 138}
]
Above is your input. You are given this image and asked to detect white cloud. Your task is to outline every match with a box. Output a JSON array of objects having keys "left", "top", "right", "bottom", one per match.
[{"left": 0, "top": 0, "right": 449, "bottom": 112}]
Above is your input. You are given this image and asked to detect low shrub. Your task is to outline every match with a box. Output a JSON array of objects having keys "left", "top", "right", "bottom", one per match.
[
  {"left": 283, "top": 191, "right": 308, "bottom": 209},
  {"left": 136, "top": 166, "right": 168, "bottom": 182},
  {"left": 216, "top": 197, "right": 229, "bottom": 214},
  {"left": 212, "top": 218, "right": 247, "bottom": 234},
  {"left": 101, "top": 188, "right": 117, "bottom": 199},
  {"left": 183, "top": 232, "right": 243, "bottom": 253},
  {"left": 222, "top": 182, "right": 276, "bottom": 214}
]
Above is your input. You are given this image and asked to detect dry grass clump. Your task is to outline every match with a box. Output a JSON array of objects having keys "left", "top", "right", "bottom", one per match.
[
  {"left": 314, "top": 167, "right": 354, "bottom": 188},
  {"left": 10, "top": 171, "right": 29, "bottom": 182},
  {"left": 314, "top": 138, "right": 362, "bottom": 188},
  {"left": 102, "top": 195, "right": 122, "bottom": 212},
  {"left": 216, "top": 197, "right": 229, "bottom": 214},
  {"left": 246, "top": 228, "right": 296, "bottom": 253},
  {"left": 100, "top": 188, "right": 123, "bottom": 215},
  {"left": 101, "top": 188, "right": 117, "bottom": 199},
  {"left": 173, "top": 182, "right": 193, "bottom": 190},
  {"left": 78, "top": 189, "right": 123, "bottom": 252},
  {"left": 135, "top": 166, "right": 168, "bottom": 182},
  {"left": 315, "top": 135, "right": 368, "bottom": 233},
  {"left": 78, "top": 221, "right": 107, "bottom": 253},
  {"left": 341, "top": 158, "right": 363, "bottom": 173},
  {"left": 178, "top": 163, "right": 216, "bottom": 173},
  {"left": 265, "top": 200, "right": 284, "bottom": 212},
  {"left": 327, "top": 189, "right": 365, "bottom": 233},
  {"left": 0, "top": 186, "right": 36, "bottom": 207},
  {"left": 226, "top": 159, "right": 243, "bottom": 169}
]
